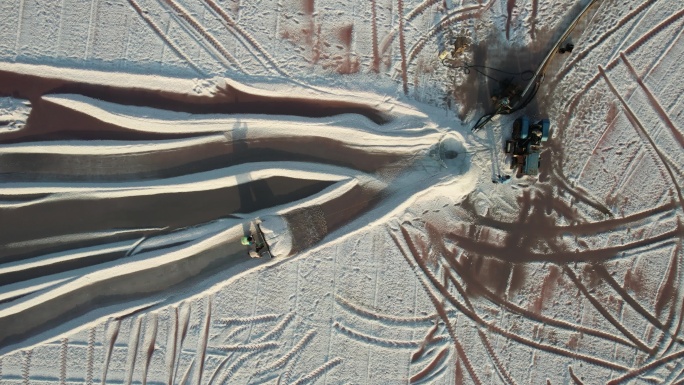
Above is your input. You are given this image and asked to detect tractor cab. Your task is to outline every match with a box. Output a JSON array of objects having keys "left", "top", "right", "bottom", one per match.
[{"left": 505, "top": 117, "right": 550, "bottom": 177}]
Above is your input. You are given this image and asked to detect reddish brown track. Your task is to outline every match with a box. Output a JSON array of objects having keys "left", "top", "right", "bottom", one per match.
[
  {"left": 506, "top": 0, "right": 516, "bottom": 41},
  {"left": 398, "top": 0, "right": 409, "bottom": 94},
  {"left": 371, "top": 0, "right": 380, "bottom": 73},
  {"left": 405, "top": 0, "right": 441, "bottom": 21},
  {"left": 85, "top": 328, "right": 95, "bottom": 385},
  {"left": 436, "top": 247, "right": 637, "bottom": 348},
  {"left": 554, "top": 0, "right": 656, "bottom": 83},
  {"left": 620, "top": 52, "right": 684, "bottom": 150},
  {"left": 389, "top": 230, "right": 483, "bottom": 385},
  {"left": 394, "top": 226, "right": 631, "bottom": 374},
  {"left": 591, "top": 264, "right": 664, "bottom": 330},
  {"left": 530, "top": 0, "right": 538, "bottom": 39},
  {"left": 599, "top": 65, "right": 684, "bottom": 210},
  {"left": 563, "top": 266, "right": 652, "bottom": 352}
]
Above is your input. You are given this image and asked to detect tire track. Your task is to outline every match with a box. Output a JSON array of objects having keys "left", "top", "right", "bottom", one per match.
[
  {"left": 393, "top": 226, "right": 631, "bottom": 372},
  {"left": 621, "top": 52, "right": 684, "bottom": 150},
  {"left": 258, "top": 330, "right": 316, "bottom": 374},
  {"left": 619, "top": 7, "right": 684, "bottom": 63},
  {"left": 60, "top": 338, "right": 68, "bottom": 385},
  {"left": 202, "top": 0, "right": 288, "bottom": 77},
  {"left": 471, "top": 202, "right": 675, "bottom": 239},
  {"left": 673, "top": 367, "right": 684, "bottom": 385},
  {"left": 505, "top": 0, "right": 516, "bottom": 41},
  {"left": 165, "top": 307, "right": 178, "bottom": 385},
  {"left": 429, "top": 222, "right": 638, "bottom": 348},
  {"left": 101, "top": 319, "right": 120, "bottom": 385},
  {"left": 84, "top": 0, "right": 99, "bottom": 60},
  {"left": 559, "top": 5, "right": 684, "bottom": 136},
  {"left": 371, "top": 0, "right": 379, "bottom": 73},
  {"left": 409, "top": 346, "right": 448, "bottom": 384},
  {"left": 530, "top": 0, "right": 538, "bottom": 39},
  {"left": 591, "top": 264, "right": 664, "bottom": 330},
  {"left": 607, "top": 149, "right": 645, "bottom": 206},
  {"left": 206, "top": 356, "right": 230, "bottom": 385},
  {"left": 173, "top": 303, "right": 191, "bottom": 384},
  {"left": 434, "top": 250, "right": 631, "bottom": 378},
  {"left": 568, "top": 366, "right": 585, "bottom": 385},
  {"left": 194, "top": 298, "right": 211, "bottom": 385},
  {"left": 86, "top": 327, "right": 95, "bottom": 385},
  {"left": 444, "top": 222, "right": 679, "bottom": 264},
  {"left": 290, "top": 357, "right": 343, "bottom": 385},
  {"left": 554, "top": 0, "right": 656, "bottom": 83},
  {"left": 554, "top": 174, "right": 614, "bottom": 217},
  {"left": 14, "top": 0, "right": 25, "bottom": 59},
  {"left": 333, "top": 321, "right": 431, "bottom": 348},
  {"left": 124, "top": 317, "right": 143, "bottom": 385},
  {"left": 377, "top": 0, "right": 443, "bottom": 54},
  {"left": 216, "top": 313, "right": 280, "bottom": 326},
  {"left": 142, "top": 314, "right": 158, "bottom": 385},
  {"left": 608, "top": 348, "right": 684, "bottom": 384},
  {"left": 397, "top": 0, "right": 408, "bottom": 95},
  {"left": 253, "top": 312, "right": 293, "bottom": 342},
  {"left": 405, "top": 0, "right": 440, "bottom": 21},
  {"left": 574, "top": 101, "right": 620, "bottom": 184},
  {"left": 22, "top": 349, "right": 31, "bottom": 385},
  {"left": 477, "top": 328, "right": 518, "bottom": 385},
  {"left": 160, "top": 0, "right": 245, "bottom": 72},
  {"left": 221, "top": 325, "right": 249, "bottom": 343},
  {"left": 125, "top": 0, "right": 204, "bottom": 74},
  {"left": 406, "top": 1, "right": 494, "bottom": 67},
  {"left": 663, "top": 242, "right": 684, "bottom": 355},
  {"left": 411, "top": 321, "right": 442, "bottom": 364},
  {"left": 648, "top": 24, "right": 684, "bottom": 87},
  {"left": 216, "top": 349, "right": 269, "bottom": 384},
  {"left": 177, "top": 357, "right": 194, "bottom": 385},
  {"left": 389, "top": 228, "right": 483, "bottom": 385},
  {"left": 563, "top": 266, "right": 651, "bottom": 353},
  {"left": 335, "top": 294, "right": 439, "bottom": 325},
  {"left": 216, "top": 341, "right": 279, "bottom": 352},
  {"left": 599, "top": 64, "right": 684, "bottom": 211},
  {"left": 606, "top": 0, "right": 661, "bottom": 62}
]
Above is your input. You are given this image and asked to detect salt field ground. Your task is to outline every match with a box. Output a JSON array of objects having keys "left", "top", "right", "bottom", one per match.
[{"left": 0, "top": 0, "right": 683, "bottom": 383}]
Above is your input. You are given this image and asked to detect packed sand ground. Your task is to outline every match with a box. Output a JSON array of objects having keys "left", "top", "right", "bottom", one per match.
[{"left": 0, "top": 0, "right": 683, "bottom": 383}]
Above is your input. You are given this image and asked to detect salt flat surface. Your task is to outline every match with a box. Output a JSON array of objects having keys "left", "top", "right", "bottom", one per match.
[{"left": 0, "top": 0, "right": 683, "bottom": 384}]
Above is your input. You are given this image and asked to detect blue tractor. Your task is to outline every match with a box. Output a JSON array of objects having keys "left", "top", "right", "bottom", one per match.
[{"left": 505, "top": 116, "right": 550, "bottom": 177}]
